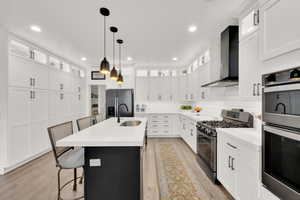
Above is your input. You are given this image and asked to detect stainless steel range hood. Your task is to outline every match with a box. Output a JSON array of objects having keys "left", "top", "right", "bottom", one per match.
[{"left": 202, "top": 26, "right": 239, "bottom": 87}]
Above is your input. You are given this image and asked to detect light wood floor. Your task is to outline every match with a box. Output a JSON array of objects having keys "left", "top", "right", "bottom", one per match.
[{"left": 0, "top": 138, "right": 232, "bottom": 200}]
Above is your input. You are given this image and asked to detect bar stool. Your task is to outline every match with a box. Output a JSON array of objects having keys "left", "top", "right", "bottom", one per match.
[
  {"left": 48, "top": 121, "right": 84, "bottom": 200},
  {"left": 76, "top": 116, "right": 93, "bottom": 131}
]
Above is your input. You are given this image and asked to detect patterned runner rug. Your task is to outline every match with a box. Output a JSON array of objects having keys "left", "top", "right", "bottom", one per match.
[{"left": 155, "top": 143, "right": 203, "bottom": 200}]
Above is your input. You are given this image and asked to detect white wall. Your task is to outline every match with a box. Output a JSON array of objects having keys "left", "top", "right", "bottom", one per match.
[{"left": 0, "top": 27, "right": 8, "bottom": 173}]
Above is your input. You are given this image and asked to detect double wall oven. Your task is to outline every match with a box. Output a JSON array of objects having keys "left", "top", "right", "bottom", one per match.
[{"left": 262, "top": 67, "right": 300, "bottom": 200}]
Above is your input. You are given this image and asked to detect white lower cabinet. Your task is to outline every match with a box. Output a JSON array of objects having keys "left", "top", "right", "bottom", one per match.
[
  {"left": 218, "top": 131, "right": 260, "bottom": 200},
  {"left": 179, "top": 114, "right": 197, "bottom": 153},
  {"left": 147, "top": 114, "right": 178, "bottom": 137}
]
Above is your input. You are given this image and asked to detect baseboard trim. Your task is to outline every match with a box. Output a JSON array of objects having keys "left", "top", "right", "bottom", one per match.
[{"left": 1, "top": 148, "right": 51, "bottom": 175}]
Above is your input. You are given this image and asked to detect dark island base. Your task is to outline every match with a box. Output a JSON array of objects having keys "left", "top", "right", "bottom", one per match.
[{"left": 84, "top": 147, "right": 142, "bottom": 200}]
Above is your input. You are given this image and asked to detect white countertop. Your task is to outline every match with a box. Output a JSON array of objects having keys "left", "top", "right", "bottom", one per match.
[
  {"left": 135, "top": 111, "right": 220, "bottom": 121},
  {"left": 56, "top": 117, "right": 147, "bottom": 147},
  {"left": 217, "top": 128, "right": 262, "bottom": 151}
]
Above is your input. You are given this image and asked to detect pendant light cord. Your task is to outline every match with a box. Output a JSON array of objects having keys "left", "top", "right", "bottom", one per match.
[
  {"left": 104, "top": 17, "right": 106, "bottom": 57},
  {"left": 119, "top": 43, "right": 121, "bottom": 73},
  {"left": 113, "top": 32, "right": 115, "bottom": 67}
]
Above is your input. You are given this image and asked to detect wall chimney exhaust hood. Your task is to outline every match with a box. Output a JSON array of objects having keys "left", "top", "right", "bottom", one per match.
[{"left": 202, "top": 26, "right": 239, "bottom": 87}]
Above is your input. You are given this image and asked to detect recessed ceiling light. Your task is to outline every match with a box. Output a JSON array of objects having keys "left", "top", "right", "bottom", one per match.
[
  {"left": 127, "top": 57, "right": 133, "bottom": 61},
  {"left": 81, "top": 57, "right": 87, "bottom": 61},
  {"left": 172, "top": 57, "right": 178, "bottom": 61},
  {"left": 30, "top": 25, "right": 42, "bottom": 33},
  {"left": 188, "top": 25, "right": 197, "bottom": 33}
]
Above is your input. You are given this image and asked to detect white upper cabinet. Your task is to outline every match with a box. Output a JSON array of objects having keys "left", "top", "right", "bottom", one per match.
[
  {"left": 49, "top": 56, "right": 61, "bottom": 70},
  {"left": 9, "top": 55, "right": 49, "bottom": 89},
  {"left": 240, "top": 9, "right": 259, "bottom": 41},
  {"left": 260, "top": 0, "right": 300, "bottom": 60},
  {"left": 9, "top": 40, "right": 31, "bottom": 58},
  {"left": 239, "top": 32, "right": 262, "bottom": 99},
  {"left": 32, "top": 50, "right": 47, "bottom": 64}
]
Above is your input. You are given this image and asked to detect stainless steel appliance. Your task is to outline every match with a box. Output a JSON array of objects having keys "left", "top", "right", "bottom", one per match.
[
  {"left": 262, "top": 67, "right": 300, "bottom": 200},
  {"left": 196, "top": 109, "right": 253, "bottom": 183},
  {"left": 106, "top": 89, "right": 134, "bottom": 119},
  {"left": 202, "top": 26, "right": 239, "bottom": 87}
]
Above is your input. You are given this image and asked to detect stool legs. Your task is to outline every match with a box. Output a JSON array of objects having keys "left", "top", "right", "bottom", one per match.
[
  {"left": 73, "top": 168, "right": 77, "bottom": 191},
  {"left": 57, "top": 168, "right": 62, "bottom": 200}
]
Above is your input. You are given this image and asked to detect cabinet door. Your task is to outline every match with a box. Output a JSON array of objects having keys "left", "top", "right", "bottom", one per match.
[
  {"left": 135, "top": 77, "right": 149, "bottom": 102},
  {"left": 170, "top": 77, "right": 179, "bottom": 102},
  {"left": 239, "top": 32, "right": 262, "bottom": 98},
  {"left": 49, "top": 70, "right": 71, "bottom": 92},
  {"left": 236, "top": 145, "right": 260, "bottom": 200},
  {"left": 217, "top": 133, "right": 237, "bottom": 198},
  {"left": 29, "top": 90, "right": 49, "bottom": 154},
  {"left": 149, "top": 77, "right": 161, "bottom": 101},
  {"left": 260, "top": 0, "right": 300, "bottom": 60},
  {"left": 9, "top": 55, "right": 34, "bottom": 88},
  {"left": 160, "top": 77, "right": 171, "bottom": 101},
  {"left": 31, "top": 62, "right": 49, "bottom": 90},
  {"left": 7, "top": 87, "right": 30, "bottom": 165}
]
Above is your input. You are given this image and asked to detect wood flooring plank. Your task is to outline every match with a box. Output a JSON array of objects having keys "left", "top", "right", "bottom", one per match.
[{"left": 0, "top": 138, "right": 232, "bottom": 200}]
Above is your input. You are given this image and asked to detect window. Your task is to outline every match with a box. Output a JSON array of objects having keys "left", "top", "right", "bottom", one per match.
[
  {"left": 160, "top": 70, "right": 169, "bottom": 77},
  {"left": 136, "top": 69, "right": 148, "bottom": 77},
  {"left": 62, "top": 62, "right": 71, "bottom": 72},
  {"left": 192, "top": 60, "right": 198, "bottom": 71},
  {"left": 149, "top": 70, "right": 159, "bottom": 77},
  {"left": 80, "top": 70, "right": 85, "bottom": 78},
  {"left": 10, "top": 40, "right": 30, "bottom": 58},
  {"left": 171, "top": 70, "right": 177, "bottom": 77}
]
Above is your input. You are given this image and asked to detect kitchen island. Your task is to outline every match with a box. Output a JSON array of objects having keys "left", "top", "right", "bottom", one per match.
[{"left": 56, "top": 117, "right": 147, "bottom": 200}]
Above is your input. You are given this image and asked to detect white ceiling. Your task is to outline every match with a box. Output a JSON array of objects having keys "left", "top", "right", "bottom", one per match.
[{"left": 0, "top": 0, "right": 244, "bottom": 68}]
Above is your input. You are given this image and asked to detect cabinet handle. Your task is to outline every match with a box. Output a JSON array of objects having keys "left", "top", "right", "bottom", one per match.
[
  {"left": 33, "top": 78, "right": 36, "bottom": 87},
  {"left": 257, "top": 83, "right": 261, "bottom": 96},
  {"left": 190, "top": 129, "right": 193, "bottom": 136},
  {"left": 32, "top": 91, "right": 35, "bottom": 99},
  {"left": 78, "top": 94, "right": 81, "bottom": 100},
  {"left": 254, "top": 10, "right": 259, "bottom": 26},
  {"left": 30, "top": 91, "right": 33, "bottom": 99},
  {"left": 60, "top": 84, "right": 64, "bottom": 90},
  {"left": 231, "top": 157, "right": 235, "bottom": 171},
  {"left": 60, "top": 93, "right": 64, "bottom": 100},
  {"left": 228, "top": 156, "right": 231, "bottom": 168},
  {"left": 227, "top": 142, "right": 237, "bottom": 149},
  {"left": 253, "top": 83, "right": 257, "bottom": 96},
  {"left": 29, "top": 78, "right": 32, "bottom": 86}
]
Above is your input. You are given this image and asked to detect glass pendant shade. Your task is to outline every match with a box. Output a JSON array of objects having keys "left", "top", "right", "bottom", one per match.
[
  {"left": 100, "top": 57, "right": 110, "bottom": 74},
  {"left": 110, "top": 66, "right": 118, "bottom": 80},
  {"left": 290, "top": 68, "right": 300, "bottom": 80},
  {"left": 117, "top": 73, "right": 124, "bottom": 84}
]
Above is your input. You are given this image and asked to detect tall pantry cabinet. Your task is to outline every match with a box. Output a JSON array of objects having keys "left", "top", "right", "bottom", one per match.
[{"left": 6, "top": 39, "right": 87, "bottom": 170}]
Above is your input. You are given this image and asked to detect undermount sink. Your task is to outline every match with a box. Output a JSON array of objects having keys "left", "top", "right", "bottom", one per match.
[{"left": 120, "top": 120, "right": 142, "bottom": 127}]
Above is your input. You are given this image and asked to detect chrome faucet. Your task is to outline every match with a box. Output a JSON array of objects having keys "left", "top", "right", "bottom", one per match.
[
  {"left": 275, "top": 102, "right": 286, "bottom": 114},
  {"left": 117, "top": 103, "right": 129, "bottom": 123}
]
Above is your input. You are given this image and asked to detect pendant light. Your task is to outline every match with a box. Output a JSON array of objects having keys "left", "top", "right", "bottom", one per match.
[
  {"left": 110, "top": 26, "right": 118, "bottom": 80},
  {"left": 99, "top": 8, "right": 110, "bottom": 74},
  {"left": 117, "top": 39, "right": 124, "bottom": 84},
  {"left": 290, "top": 68, "right": 300, "bottom": 81}
]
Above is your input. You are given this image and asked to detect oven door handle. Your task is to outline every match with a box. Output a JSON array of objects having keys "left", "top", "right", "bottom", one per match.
[
  {"left": 264, "top": 83, "right": 300, "bottom": 93},
  {"left": 264, "top": 125, "right": 300, "bottom": 141}
]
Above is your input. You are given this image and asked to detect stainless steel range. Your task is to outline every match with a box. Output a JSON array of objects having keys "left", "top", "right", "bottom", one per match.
[{"left": 196, "top": 109, "right": 253, "bottom": 183}]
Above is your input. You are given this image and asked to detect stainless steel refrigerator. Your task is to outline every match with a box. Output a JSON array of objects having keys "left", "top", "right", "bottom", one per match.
[{"left": 106, "top": 89, "right": 134, "bottom": 119}]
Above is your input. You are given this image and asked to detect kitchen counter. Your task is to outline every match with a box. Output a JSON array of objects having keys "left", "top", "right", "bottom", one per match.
[
  {"left": 135, "top": 111, "right": 220, "bottom": 121},
  {"left": 57, "top": 117, "right": 147, "bottom": 200},
  {"left": 217, "top": 128, "right": 262, "bottom": 151},
  {"left": 56, "top": 117, "right": 147, "bottom": 147}
]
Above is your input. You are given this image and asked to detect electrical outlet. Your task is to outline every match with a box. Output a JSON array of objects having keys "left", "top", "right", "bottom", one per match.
[{"left": 89, "top": 159, "right": 101, "bottom": 167}]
